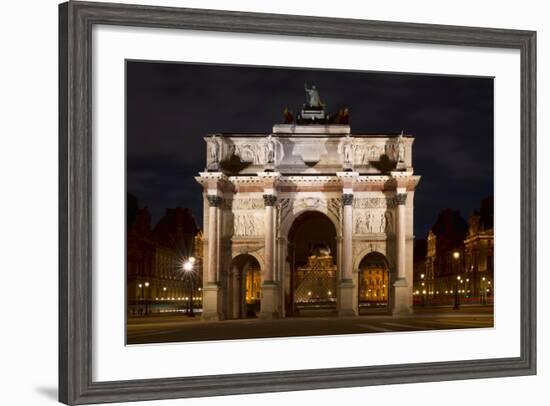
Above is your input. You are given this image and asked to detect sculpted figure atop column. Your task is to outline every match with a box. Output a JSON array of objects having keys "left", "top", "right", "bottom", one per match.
[
  {"left": 208, "top": 134, "right": 221, "bottom": 170},
  {"left": 304, "top": 84, "right": 324, "bottom": 108},
  {"left": 397, "top": 131, "right": 406, "bottom": 163}
]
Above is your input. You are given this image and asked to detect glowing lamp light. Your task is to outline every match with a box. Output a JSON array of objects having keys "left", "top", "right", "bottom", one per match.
[{"left": 183, "top": 261, "right": 193, "bottom": 272}]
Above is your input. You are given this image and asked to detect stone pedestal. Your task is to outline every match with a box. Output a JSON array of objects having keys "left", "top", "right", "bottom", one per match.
[
  {"left": 396, "top": 161, "right": 407, "bottom": 170},
  {"left": 300, "top": 108, "right": 325, "bottom": 121},
  {"left": 337, "top": 280, "right": 356, "bottom": 316},
  {"left": 207, "top": 162, "right": 220, "bottom": 171},
  {"left": 393, "top": 279, "right": 413, "bottom": 316},
  {"left": 259, "top": 282, "right": 280, "bottom": 319},
  {"left": 202, "top": 283, "right": 224, "bottom": 320}
]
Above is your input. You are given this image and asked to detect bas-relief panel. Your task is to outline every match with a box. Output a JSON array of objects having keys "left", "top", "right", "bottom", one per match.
[
  {"left": 232, "top": 210, "right": 264, "bottom": 237},
  {"left": 352, "top": 197, "right": 395, "bottom": 235},
  {"left": 353, "top": 197, "right": 396, "bottom": 209},
  {"left": 353, "top": 210, "right": 394, "bottom": 234},
  {"left": 231, "top": 198, "right": 264, "bottom": 210}
]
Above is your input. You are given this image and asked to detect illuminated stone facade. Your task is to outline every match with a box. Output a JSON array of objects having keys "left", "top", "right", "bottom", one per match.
[
  {"left": 415, "top": 198, "right": 493, "bottom": 305},
  {"left": 127, "top": 205, "right": 202, "bottom": 315},
  {"left": 196, "top": 104, "right": 420, "bottom": 320}
]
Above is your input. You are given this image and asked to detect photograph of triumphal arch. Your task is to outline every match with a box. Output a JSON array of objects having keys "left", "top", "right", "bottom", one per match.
[{"left": 126, "top": 61, "right": 494, "bottom": 344}]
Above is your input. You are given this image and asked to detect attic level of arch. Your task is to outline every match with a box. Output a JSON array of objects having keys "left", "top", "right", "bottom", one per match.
[{"left": 204, "top": 124, "right": 414, "bottom": 176}]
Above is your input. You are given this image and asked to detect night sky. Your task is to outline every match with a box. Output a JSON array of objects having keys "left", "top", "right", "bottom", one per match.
[{"left": 126, "top": 61, "right": 493, "bottom": 239}]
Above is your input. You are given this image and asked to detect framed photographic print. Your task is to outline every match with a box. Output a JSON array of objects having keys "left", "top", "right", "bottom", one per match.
[{"left": 59, "top": 1, "right": 536, "bottom": 404}]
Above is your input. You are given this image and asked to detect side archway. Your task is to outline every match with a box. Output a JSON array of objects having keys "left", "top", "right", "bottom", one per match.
[
  {"left": 357, "top": 252, "right": 392, "bottom": 314},
  {"left": 228, "top": 254, "right": 261, "bottom": 319}
]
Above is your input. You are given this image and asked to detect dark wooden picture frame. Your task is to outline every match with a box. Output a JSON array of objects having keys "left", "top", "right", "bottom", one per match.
[{"left": 59, "top": 1, "right": 536, "bottom": 404}]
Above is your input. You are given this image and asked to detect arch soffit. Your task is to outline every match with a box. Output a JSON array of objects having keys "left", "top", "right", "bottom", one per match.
[
  {"left": 353, "top": 248, "right": 392, "bottom": 272},
  {"left": 230, "top": 251, "right": 264, "bottom": 272},
  {"left": 280, "top": 206, "right": 341, "bottom": 239}
]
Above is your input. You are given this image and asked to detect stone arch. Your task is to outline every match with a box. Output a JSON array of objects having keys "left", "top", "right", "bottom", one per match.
[
  {"left": 353, "top": 246, "right": 392, "bottom": 272},
  {"left": 231, "top": 250, "right": 264, "bottom": 272},
  {"left": 357, "top": 251, "right": 392, "bottom": 314},
  {"left": 279, "top": 204, "right": 341, "bottom": 240},
  {"left": 285, "top": 210, "right": 339, "bottom": 316},
  {"left": 228, "top": 253, "right": 262, "bottom": 319}
]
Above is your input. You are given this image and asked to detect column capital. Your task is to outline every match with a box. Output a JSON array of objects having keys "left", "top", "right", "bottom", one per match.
[
  {"left": 263, "top": 194, "right": 278, "bottom": 206},
  {"left": 394, "top": 193, "right": 408, "bottom": 206},
  {"left": 207, "top": 195, "right": 223, "bottom": 207},
  {"left": 342, "top": 193, "right": 354, "bottom": 206}
]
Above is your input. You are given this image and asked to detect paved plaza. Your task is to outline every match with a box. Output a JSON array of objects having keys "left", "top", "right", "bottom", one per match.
[{"left": 127, "top": 305, "right": 493, "bottom": 344}]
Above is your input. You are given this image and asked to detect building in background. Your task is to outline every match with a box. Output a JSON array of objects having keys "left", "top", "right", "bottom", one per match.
[
  {"left": 127, "top": 196, "right": 202, "bottom": 316},
  {"left": 463, "top": 196, "right": 494, "bottom": 304},
  {"left": 414, "top": 197, "right": 493, "bottom": 306}
]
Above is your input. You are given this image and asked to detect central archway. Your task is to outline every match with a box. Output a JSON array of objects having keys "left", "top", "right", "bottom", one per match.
[{"left": 286, "top": 211, "right": 338, "bottom": 317}]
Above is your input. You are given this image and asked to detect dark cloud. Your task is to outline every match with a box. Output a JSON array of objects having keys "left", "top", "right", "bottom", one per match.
[{"left": 126, "top": 61, "right": 493, "bottom": 238}]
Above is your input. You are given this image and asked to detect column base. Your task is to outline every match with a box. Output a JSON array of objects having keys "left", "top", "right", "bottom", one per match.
[
  {"left": 259, "top": 282, "right": 280, "bottom": 319},
  {"left": 393, "top": 278, "right": 413, "bottom": 317},
  {"left": 201, "top": 283, "right": 224, "bottom": 321},
  {"left": 337, "top": 279, "right": 356, "bottom": 317}
]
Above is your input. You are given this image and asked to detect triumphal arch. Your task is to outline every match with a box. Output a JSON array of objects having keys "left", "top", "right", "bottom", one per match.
[{"left": 196, "top": 87, "right": 420, "bottom": 320}]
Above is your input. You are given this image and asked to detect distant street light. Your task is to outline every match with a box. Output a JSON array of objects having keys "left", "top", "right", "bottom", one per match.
[
  {"left": 420, "top": 273, "right": 426, "bottom": 307},
  {"left": 138, "top": 282, "right": 150, "bottom": 315},
  {"left": 183, "top": 258, "right": 196, "bottom": 317},
  {"left": 453, "top": 251, "right": 461, "bottom": 310}
]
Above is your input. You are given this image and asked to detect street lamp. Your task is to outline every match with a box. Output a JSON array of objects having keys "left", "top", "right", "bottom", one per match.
[
  {"left": 481, "top": 276, "right": 487, "bottom": 305},
  {"left": 137, "top": 283, "right": 143, "bottom": 316},
  {"left": 183, "top": 258, "right": 195, "bottom": 317},
  {"left": 144, "top": 282, "right": 150, "bottom": 315},
  {"left": 420, "top": 273, "right": 425, "bottom": 307},
  {"left": 452, "top": 251, "right": 461, "bottom": 310},
  {"left": 138, "top": 282, "right": 150, "bottom": 315}
]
